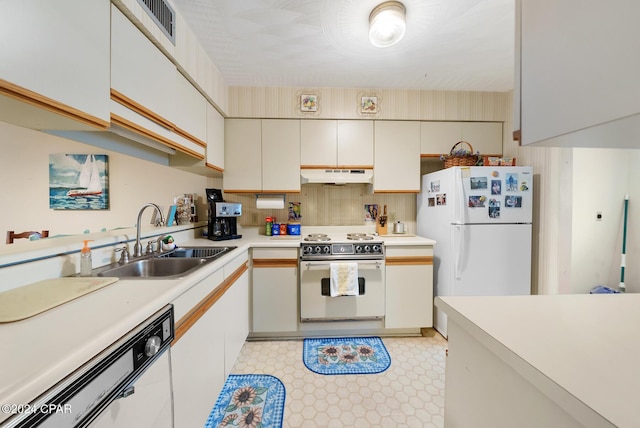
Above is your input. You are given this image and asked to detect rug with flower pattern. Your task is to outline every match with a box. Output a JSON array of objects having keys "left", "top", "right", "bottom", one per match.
[
  {"left": 204, "top": 374, "right": 285, "bottom": 428},
  {"left": 302, "top": 336, "right": 391, "bottom": 375}
]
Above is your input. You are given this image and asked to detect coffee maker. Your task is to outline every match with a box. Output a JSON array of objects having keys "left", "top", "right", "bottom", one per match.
[{"left": 206, "top": 188, "right": 242, "bottom": 241}]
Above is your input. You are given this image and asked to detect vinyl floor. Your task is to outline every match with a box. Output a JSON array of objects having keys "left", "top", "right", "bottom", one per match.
[{"left": 229, "top": 331, "right": 448, "bottom": 427}]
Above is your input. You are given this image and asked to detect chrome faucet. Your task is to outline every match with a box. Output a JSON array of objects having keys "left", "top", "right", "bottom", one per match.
[{"left": 134, "top": 203, "right": 165, "bottom": 257}]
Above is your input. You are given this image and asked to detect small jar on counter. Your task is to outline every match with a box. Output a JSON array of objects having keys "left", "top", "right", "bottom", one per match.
[
  {"left": 271, "top": 223, "right": 280, "bottom": 235},
  {"left": 265, "top": 217, "right": 273, "bottom": 236},
  {"left": 280, "top": 223, "right": 287, "bottom": 235}
]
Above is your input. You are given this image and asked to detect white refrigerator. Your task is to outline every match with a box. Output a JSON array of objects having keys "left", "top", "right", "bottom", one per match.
[{"left": 417, "top": 166, "right": 533, "bottom": 337}]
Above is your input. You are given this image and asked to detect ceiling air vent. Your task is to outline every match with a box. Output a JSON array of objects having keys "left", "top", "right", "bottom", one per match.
[{"left": 136, "top": 0, "right": 175, "bottom": 44}]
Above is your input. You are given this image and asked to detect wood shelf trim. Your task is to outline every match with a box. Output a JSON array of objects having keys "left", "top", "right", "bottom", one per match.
[
  {"left": 173, "top": 125, "right": 207, "bottom": 148},
  {"left": 111, "top": 113, "right": 205, "bottom": 160},
  {"left": 205, "top": 162, "right": 224, "bottom": 173},
  {"left": 0, "top": 79, "right": 109, "bottom": 130},
  {"left": 172, "top": 262, "right": 248, "bottom": 345},
  {"left": 374, "top": 190, "right": 420, "bottom": 194},
  {"left": 252, "top": 258, "right": 298, "bottom": 268},
  {"left": 386, "top": 256, "right": 433, "bottom": 266},
  {"left": 111, "top": 88, "right": 175, "bottom": 131}
]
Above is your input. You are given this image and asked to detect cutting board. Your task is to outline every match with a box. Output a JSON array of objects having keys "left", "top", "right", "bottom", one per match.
[{"left": 0, "top": 277, "right": 119, "bottom": 323}]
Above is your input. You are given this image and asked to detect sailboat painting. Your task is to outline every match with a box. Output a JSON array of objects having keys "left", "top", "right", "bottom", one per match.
[{"left": 49, "top": 154, "right": 109, "bottom": 210}]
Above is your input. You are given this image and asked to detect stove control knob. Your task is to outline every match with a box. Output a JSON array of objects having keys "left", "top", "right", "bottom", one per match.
[
  {"left": 323, "top": 246, "right": 331, "bottom": 253},
  {"left": 364, "top": 245, "right": 371, "bottom": 253},
  {"left": 314, "top": 246, "right": 321, "bottom": 254},
  {"left": 304, "top": 246, "right": 312, "bottom": 254},
  {"left": 372, "top": 245, "right": 381, "bottom": 253},
  {"left": 355, "top": 246, "right": 363, "bottom": 253}
]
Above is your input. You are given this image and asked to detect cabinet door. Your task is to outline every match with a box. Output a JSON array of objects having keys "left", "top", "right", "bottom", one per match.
[
  {"left": 173, "top": 70, "right": 207, "bottom": 145},
  {"left": 172, "top": 300, "right": 226, "bottom": 428},
  {"left": 221, "top": 271, "right": 250, "bottom": 376},
  {"left": 420, "top": 122, "right": 462, "bottom": 156},
  {"left": 374, "top": 121, "right": 421, "bottom": 192},
  {"left": 0, "top": 0, "right": 110, "bottom": 128},
  {"left": 519, "top": 0, "right": 640, "bottom": 146},
  {"left": 385, "top": 264, "right": 433, "bottom": 328},
  {"left": 461, "top": 122, "right": 503, "bottom": 156},
  {"left": 111, "top": 5, "right": 176, "bottom": 126},
  {"left": 206, "top": 103, "right": 224, "bottom": 171},
  {"left": 300, "top": 120, "right": 337, "bottom": 167},
  {"left": 224, "top": 119, "right": 262, "bottom": 192},
  {"left": 337, "top": 120, "right": 374, "bottom": 167},
  {"left": 262, "top": 119, "right": 301, "bottom": 192}
]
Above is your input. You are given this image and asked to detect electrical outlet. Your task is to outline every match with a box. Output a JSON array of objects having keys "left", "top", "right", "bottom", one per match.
[{"left": 596, "top": 212, "right": 602, "bottom": 221}]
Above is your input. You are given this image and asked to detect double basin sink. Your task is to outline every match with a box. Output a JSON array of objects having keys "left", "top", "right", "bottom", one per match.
[{"left": 95, "top": 246, "right": 236, "bottom": 279}]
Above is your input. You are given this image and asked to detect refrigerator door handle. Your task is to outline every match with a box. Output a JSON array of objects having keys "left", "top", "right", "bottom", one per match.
[
  {"left": 455, "top": 167, "right": 466, "bottom": 224},
  {"left": 453, "top": 224, "right": 465, "bottom": 279}
]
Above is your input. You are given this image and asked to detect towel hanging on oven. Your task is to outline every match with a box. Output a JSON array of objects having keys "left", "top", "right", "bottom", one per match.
[{"left": 329, "top": 262, "right": 359, "bottom": 297}]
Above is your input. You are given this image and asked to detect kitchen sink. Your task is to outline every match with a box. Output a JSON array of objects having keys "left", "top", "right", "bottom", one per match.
[
  {"left": 96, "top": 246, "right": 236, "bottom": 279},
  {"left": 159, "top": 246, "right": 236, "bottom": 259}
]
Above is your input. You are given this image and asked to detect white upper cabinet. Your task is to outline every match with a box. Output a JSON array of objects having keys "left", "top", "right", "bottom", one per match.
[
  {"left": 517, "top": 0, "right": 640, "bottom": 147},
  {"left": 337, "top": 120, "right": 374, "bottom": 167},
  {"left": 374, "top": 121, "right": 421, "bottom": 192},
  {"left": 262, "top": 120, "right": 301, "bottom": 193},
  {"left": 206, "top": 104, "right": 224, "bottom": 172},
  {"left": 0, "top": 0, "right": 110, "bottom": 130},
  {"left": 173, "top": 71, "right": 207, "bottom": 146},
  {"left": 111, "top": 5, "right": 175, "bottom": 126},
  {"left": 224, "top": 119, "right": 262, "bottom": 192},
  {"left": 300, "top": 120, "right": 373, "bottom": 168},
  {"left": 421, "top": 122, "right": 502, "bottom": 156},
  {"left": 300, "top": 120, "right": 337, "bottom": 167}
]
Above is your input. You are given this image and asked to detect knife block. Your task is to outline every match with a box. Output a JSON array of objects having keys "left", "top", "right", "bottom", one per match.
[{"left": 376, "top": 221, "right": 388, "bottom": 235}]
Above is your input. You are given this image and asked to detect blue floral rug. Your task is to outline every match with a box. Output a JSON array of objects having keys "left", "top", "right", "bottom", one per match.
[
  {"left": 204, "top": 374, "right": 285, "bottom": 428},
  {"left": 303, "top": 336, "right": 391, "bottom": 375}
]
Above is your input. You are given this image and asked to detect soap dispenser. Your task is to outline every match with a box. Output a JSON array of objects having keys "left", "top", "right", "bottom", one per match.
[{"left": 80, "top": 240, "right": 94, "bottom": 276}]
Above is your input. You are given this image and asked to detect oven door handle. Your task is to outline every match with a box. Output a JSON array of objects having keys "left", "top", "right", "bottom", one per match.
[{"left": 302, "top": 261, "right": 383, "bottom": 269}]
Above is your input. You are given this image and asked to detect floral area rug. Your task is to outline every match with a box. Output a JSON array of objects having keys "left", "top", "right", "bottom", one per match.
[
  {"left": 303, "top": 336, "right": 391, "bottom": 375},
  {"left": 204, "top": 374, "right": 285, "bottom": 428}
]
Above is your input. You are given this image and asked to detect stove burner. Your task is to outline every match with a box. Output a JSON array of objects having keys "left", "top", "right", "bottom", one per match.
[
  {"left": 304, "top": 234, "right": 331, "bottom": 242},
  {"left": 346, "top": 233, "right": 374, "bottom": 241}
]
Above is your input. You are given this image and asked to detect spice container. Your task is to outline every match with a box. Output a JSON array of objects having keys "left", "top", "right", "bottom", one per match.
[
  {"left": 265, "top": 217, "right": 273, "bottom": 236},
  {"left": 271, "top": 223, "right": 280, "bottom": 235},
  {"left": 280, "top": 223, "right": 287, "bottom": 235},
  {"left": 287, "top": 223, "right": 301, "bottom": 235}
]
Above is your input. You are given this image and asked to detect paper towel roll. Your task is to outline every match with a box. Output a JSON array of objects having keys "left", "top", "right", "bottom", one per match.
[{"left": 256, "top": 197, "right": 285, "bottom": 209}]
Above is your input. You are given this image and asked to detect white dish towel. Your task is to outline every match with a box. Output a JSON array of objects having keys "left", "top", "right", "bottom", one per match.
[{"left": 329, "top": 262, "right": 359, "bottom": 297}]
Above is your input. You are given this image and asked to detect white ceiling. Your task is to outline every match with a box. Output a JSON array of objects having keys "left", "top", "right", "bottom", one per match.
[{"left": 171, "top": 0, "right": 514, "bottom": 92}]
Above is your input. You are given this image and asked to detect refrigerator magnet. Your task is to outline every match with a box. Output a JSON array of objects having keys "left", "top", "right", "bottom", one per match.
[
  {"left": 489, "top": 199, "right": 500, "bottom": 218},
  {"left": 468, "top": 195, "right": 486, "bottom": 208},
  {"left": 470, "top": 176, "right": 488, "bottom": 189},
  {"left": 505, "top": 173, "right": 518, "bottom": 191},
  {"left": 428, "top": 197, "right": 435, "bottom": 207},
  {"left": 436, "top": 194, "right": 447, "bottom": 205},
  {"left": 505, "top": 196, "right": 522, "bottom": 208},
  {"left": 491, "top": 180, "right": 501, "bottom": 195},
  {"left": 520, "top": 181, "right": 530, "bottom": 191},
  {"left": 430, "top": 181, "right": 440, "bottom": 192}
]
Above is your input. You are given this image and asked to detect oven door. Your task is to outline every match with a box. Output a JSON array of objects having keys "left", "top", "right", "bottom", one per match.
[{"left": 300, "top": 260, "right": 385, "bottom": 322}]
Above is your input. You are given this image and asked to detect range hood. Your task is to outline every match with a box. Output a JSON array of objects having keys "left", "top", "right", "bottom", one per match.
[{"left": 301, "top": 168, "right": 373, "bottom": 185}]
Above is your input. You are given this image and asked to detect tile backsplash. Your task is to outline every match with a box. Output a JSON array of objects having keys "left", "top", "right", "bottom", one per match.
[{"left": 224, "top": 184, "right": 416, "bottom": 233}]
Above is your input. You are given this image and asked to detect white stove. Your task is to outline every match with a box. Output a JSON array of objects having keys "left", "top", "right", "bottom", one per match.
[{"left": 299, "top": 226, "right": 385, "bottom": 322}]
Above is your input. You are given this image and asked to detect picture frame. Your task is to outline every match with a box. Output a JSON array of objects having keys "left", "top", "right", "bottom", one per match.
[
  {"left": 49, "top": 154, "right": 109, "bottom": 210},
  {"left": 300, "top": 94, "right": 318, "bottom": 112},
  {"left": 361, "top": 96, "right": 378, "bottom": 114}
]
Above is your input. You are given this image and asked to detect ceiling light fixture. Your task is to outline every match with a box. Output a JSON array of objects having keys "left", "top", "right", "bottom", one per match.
[{"left": 368, "top": 1, "right": 406, "bottom": 48}]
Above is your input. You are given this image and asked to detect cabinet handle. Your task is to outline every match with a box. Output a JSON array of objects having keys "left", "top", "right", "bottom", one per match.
[{"left": 116, "top": 385, "right": 135, "bottom": 400}]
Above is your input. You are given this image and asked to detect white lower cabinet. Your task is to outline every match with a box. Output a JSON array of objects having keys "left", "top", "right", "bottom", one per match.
[
  {"left": 90, "top": 352, "right": 172, "bottom": 428},
  {"left": 385, "top": 246, "right": 434, "bottom": 329},
  {"left": 171, "top": 257, "right": 249, "bottom": 427},
  {"left": 250, "top": 248, "right": 299, "bottom": 334}
]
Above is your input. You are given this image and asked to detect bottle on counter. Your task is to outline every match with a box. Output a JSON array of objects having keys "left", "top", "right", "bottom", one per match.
[
  {"left": 80, "top": 240, "right": 94, "bottom": 276},
  {"left": 265, "top": 217, "right": 273, "bottom": 236}
]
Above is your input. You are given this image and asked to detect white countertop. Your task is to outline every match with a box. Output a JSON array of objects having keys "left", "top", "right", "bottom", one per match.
[
  {"left": 0, "top": 227, "right": 434, "bottom": 419},
  {"left": 435, "top": 294, "right": 640, "bottom": 428}
]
